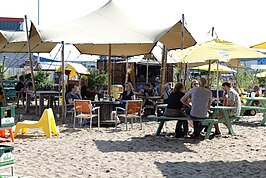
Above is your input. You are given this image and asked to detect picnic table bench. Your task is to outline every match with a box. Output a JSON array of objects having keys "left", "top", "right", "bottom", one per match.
[
  {"left": 239, "top": 97, "right": 266, "bottom": 125},
  {"left": 148, "top": 106, "right": 241, "bottom": 139}
]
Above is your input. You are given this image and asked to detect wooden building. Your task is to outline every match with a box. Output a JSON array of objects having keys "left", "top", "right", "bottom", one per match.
[{"left": 97, "top": 60, "right": 173, "bottom": 91}]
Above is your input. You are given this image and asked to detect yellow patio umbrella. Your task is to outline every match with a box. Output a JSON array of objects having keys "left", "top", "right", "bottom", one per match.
[
  {"left": 55, "top": 63, "right": 90, "bottom": 79},
  {"left": 173, "top": 38, "right": 266, "bottom": 63},
  {"left": 250, "top": 42, "right": 266, "bottom": 49},
  {"left": 173, "top": 38, "right": 266, "bottom": 102},
  {"left": 191, "top": 63, "right": 236, "bottom": 73}
]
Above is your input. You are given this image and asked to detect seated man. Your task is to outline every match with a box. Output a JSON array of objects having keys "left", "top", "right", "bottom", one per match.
[
  {"left": 15, "top": 75, "right": 26, "bottom": 97},
  {"left": 214, "top": 82, "right": 241, "bottom": 135},
  {"left": 181, "top": 77, "right": 212, "bottom": 138}
]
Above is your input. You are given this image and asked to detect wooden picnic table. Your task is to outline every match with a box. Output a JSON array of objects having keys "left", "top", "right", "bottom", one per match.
[
  {"left": 241, "top": 97, "right": 266, "bottom": 125},
  {"left": 25, "top": 91, "right": 60, "bottom": 115},
  {"left": 138, "top": 95, "right": 161, "bottom": 100},
  {"left": 148, "top": 106, "right": 237, "bottom": 139}
]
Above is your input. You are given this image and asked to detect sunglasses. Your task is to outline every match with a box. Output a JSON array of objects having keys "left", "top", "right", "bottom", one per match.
[{"left": 193, "top": 83, "right": 199, "bottom": 85}]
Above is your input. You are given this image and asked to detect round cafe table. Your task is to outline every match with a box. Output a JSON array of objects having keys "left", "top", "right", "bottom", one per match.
[{"left": 92, "top": 100, "right": 120, "bottom": 126}]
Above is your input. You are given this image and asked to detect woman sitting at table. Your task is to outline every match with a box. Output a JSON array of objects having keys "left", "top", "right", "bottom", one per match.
[
  {"left": 111, "top": 82, "right": 135, "bottom": 122},
  {"left": 26, "top": 81, "right": 35, "bottom": 101},
  {"left": 66, "top": 84, "right": 81, "bottom": 105},
  {"left": 119, "top": 82, "right": 136, "bottom": 107},
  {"left": 161, "top": 84, "right": 171, "bottom": 104},
  {"left": 164, "top": 82, "right": 188, "bottom": 138}
]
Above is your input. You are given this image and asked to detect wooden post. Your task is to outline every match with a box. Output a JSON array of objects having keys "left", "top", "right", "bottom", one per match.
[
  {"left": 146, "top": 55, "right": 149, "bottom": 83},
  {"left": 61, "top": 41, "right": 66, "bottom": 123},
  {"left": 125, "top": 56, "right": 129, "bottom": 84},
  {"left": 160, "top": 46, "right": 167, "bottom": 95},
  {"left": 108, "top": 44, "right": 112, "bottom": 100},
  {"left": 25, "top": 15, "right": 38, "bottom": 115},
  {"left": 181, "top": 14, "right": 185, "bottom": 50},
  {"left": 179, "top": 14, "right": 185, "bottom": 83},
  {"left": 1, "top": 57, "right": 5, "bottom": 106}
]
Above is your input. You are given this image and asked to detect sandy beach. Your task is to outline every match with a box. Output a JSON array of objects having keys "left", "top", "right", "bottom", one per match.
[{"left": 0, "top": 109, "right": 266, "bottom": 178}]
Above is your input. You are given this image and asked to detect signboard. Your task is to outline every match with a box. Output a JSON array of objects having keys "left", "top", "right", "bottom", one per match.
[{"left": 251, "top": 65, "right": 266, "bottom": 70}]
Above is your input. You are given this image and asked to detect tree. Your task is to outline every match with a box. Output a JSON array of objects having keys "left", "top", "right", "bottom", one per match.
[
  {"left": 234, "top": 70, "right": 258, "bottom": 91},
  {"left": 25, "top": 71, "right": 54, "bottom": 90},
  {"left": 86, "top": 69, "right": 108, "bottom": 90}
]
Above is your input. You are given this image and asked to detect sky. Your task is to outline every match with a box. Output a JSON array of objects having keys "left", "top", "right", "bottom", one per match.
[{"left": 0, "top": 0, "right": 266, "bottom": 59}]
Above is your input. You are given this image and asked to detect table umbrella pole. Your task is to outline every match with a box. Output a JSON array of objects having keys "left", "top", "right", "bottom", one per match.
[
  {"left": 183, "top": 63, "right": 188, "bottom": 90},
  {"left": 207, "top": 60, "right": 211, "bottom": 89},
  {"left": 216, "top": 60, "right": 219, "bottom": 106}
]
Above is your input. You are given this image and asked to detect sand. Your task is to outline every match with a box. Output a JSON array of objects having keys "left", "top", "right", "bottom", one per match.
[{"left": 1, "top": 109, "right": 266, "bottom": 178}]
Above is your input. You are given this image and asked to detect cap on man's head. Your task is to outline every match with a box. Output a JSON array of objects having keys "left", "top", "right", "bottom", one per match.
[{"left": 198, "top": 77, "right": 207, "bottom": 86}]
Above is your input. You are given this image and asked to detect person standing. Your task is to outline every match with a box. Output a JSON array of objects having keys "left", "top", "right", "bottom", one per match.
[{"left": 181, "top": 77, "right": 212, "bottom": 138}]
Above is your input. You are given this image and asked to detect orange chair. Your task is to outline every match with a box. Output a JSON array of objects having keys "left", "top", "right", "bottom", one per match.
[
  {"left": 116, "top": 100, "right": 143, "bottom": 130},
  {"left": 74, "top": 100, "right": 100, "bottom": 129},
  {"left": 0, "top": 128, "right": 14, "bottom": 142}
]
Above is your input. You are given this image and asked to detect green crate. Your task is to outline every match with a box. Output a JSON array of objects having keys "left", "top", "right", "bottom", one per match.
[
  {"left": 0, "top": 145, "right": 14, "bottom": 167},
  {"left": 0, "top": 107, "right": 15, "bottom": 128}
]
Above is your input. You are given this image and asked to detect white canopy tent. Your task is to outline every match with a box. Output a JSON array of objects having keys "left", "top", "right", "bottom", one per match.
[{"left": 2, "top": 0, "right": 197, "bottom": 123}]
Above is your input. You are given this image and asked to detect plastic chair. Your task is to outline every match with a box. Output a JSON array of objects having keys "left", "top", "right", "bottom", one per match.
[
  {"left": 116, "top": 100, "right": 143, "bottom": 130},
  {"left": 14, "top": 108, "right": 58, "bottom": 138},
  {"left": 74, "top": 100, "right": 100, "bottom": 129},
  {"left": 0, "top": 128, "right": 14, "bottom": 142}
]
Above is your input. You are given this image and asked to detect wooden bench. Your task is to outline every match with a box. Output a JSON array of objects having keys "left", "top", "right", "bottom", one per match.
[{"left": 147, "top": 115, "right": 242, "bottom": 139}]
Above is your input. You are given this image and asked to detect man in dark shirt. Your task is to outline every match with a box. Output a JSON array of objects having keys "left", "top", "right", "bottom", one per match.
[
  {"left": 15, "top": 75, "right": 25, "bottom": 92},
  {"left": 15, "top": 75, "right": 26, "bottom": 99}
]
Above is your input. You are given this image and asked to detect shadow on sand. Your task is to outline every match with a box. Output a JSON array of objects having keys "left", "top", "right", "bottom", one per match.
[
  {"left": 94, "top": 135, "right": 201, "bottom": 153},
  {"left": 233, "top": 120, "right": 265, "bottom": 128},
  {"left": 155, "top": 160, "right": 266, "bottom": 178}
]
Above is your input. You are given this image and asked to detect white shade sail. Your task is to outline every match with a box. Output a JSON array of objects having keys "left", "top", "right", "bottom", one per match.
[{"left": 29, "top": 0, "right": 196, "bottom": 56}]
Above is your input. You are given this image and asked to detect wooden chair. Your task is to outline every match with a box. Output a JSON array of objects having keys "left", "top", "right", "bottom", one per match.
[
  {"left": 74, "top": 100, "right": 100, "bottom": 129},
  {"left": 115, "top": 100, "right": 143, "bottom": 130}
]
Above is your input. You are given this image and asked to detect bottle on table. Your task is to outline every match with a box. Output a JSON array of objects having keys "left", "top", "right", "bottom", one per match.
[{"left": 94, "top": 94, "right": 99, "bottom": 101}]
